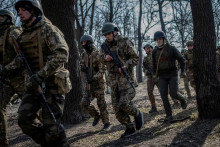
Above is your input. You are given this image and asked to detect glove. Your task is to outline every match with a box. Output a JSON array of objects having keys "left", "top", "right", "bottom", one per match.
[
  {"left": 27, "top": 74, "right": 43, "bottom": 90},
  {"left": 0, "top": 66, "right": 7, "bottom": 79},
  {"left": 153, "top": 75, "right": 158, "bottom": 83},
  {"left": 180, "top": 72, "right": 186, "bottom": 78}
]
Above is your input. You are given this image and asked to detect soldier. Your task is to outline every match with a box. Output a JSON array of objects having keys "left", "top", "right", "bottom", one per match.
[
  {"left": 181, "top": 49, "right": 191, "bottom": 98},
  {"left": 0, "top": 9, "right": 24, "bottom": 146},
  {"left": 142, "top": 44, "right": 158, "bottom": 113},
  {"left": 101, "top": 22, "right": 144, "bottom": 138},
  {"left": 152, "top": 31, "right": 187, "bottom": 122},
  {"left": 80, "top": 34, "right": 112, "bottom": 130},
  {"left": 1, "top": 0, "right": 72, "bottom": 146},
  {"left": 216, "top": 46, "right": 220, "bottom": 80},
  {"left": 185, "top": 40, "right": 196, "bottom": 90}
]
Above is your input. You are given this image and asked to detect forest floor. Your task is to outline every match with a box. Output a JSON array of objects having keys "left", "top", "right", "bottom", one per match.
[{"left": 6, "top": 78, "right": 220, "bottom": 147}]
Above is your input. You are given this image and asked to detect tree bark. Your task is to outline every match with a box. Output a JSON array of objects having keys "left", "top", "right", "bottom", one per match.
[
  {"left": 109, "top": 0, "right": 113, "bottom": 22},
  {"left": 137, "top": 0, "right": 143, "bottom": 83},
  {"left": 190, "top": 0, "right": 220, "bottom": 118},
  {"left": 157, "top": 0, "right": 166, "bottom": 34},
  {"left": 89, "top": 0, "right": 96, "bottom": 35},
  {"left": 42, "top": 0, "right": 87, "bottom": 123}
]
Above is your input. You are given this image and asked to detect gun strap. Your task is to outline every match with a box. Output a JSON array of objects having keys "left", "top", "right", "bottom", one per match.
[
  {"left": 37, "top": 28, "right": 44, "bottom": 69},
  {"left": 155, "top": 46, "right": 165, "bottom": 77}
]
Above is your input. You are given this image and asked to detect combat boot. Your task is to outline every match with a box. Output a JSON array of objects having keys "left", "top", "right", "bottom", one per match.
[
  {"left": 120, "top": 127, "right": 135, "bottom": 138},
  {"left": 134, "top": 111, "right": 144, "bottom": 130},
  {"left": 92, "top": 115, "right": 100, "bottom": 126},
  {"left": 102, "top": 123, "right": 113, "bottom": 131},
  {"left": 149, "top": 106, "right": 158, "bottom": 113}
]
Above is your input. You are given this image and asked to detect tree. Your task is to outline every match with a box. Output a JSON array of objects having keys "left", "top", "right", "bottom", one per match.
[
  {"left": 42, "top": 0, "right": 87, "bottom": 123},
  {"left": 190, "top": 0, "right": 220, "bottom": 118}
]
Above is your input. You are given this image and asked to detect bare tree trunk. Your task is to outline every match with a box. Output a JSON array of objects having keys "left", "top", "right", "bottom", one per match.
[
  {"left": 89, "top": 0, "right": 96, "bottom": 35},
  {"left": 42, "top": 0, "right": 87, "bottom": 123},
  {"left": 190, "top": 0, "right": 220, "bottom": 118},
  {"left": 109, "top": 0, "right": 113, "bottom": 22},
  {"left": 137, "top": 0, "right": 143, "bottom": 83},
  {"left": 157, "top": 0, "right": 166, "bottom": 34}
]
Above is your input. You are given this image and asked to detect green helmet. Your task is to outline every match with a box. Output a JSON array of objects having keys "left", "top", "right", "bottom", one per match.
[
  {"left": 102, "top": 22, "right": 116, "bottom": 35},
  {"left": 0, "top": 9, "right": 15, "bottom": 24},
  {"left": 143, "top": 44, "right": 153, "bottom": 49},
  {"left": 80, "top": 35, "right": 94, "bottom": 43},
  {"left": 15, "top": 0, "right": 43, "bottom": 16},
  {"left": 186, "top": 40, "right": 193, "bottom": 46}
]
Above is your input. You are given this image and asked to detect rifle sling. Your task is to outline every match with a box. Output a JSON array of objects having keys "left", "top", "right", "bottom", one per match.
[{"left": 155, "top": 46, "right": 165, "bottom": 77}]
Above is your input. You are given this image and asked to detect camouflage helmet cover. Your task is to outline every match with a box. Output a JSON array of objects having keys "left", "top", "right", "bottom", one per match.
[
  {"left": 80, "top": 35, "right": 94, "bottom": 43},
  {"left": 15, "top": 0, "right": 43, "bottom": 16},
  {"left": 0, "top": 9, "right": 15, "bottom": 24}
]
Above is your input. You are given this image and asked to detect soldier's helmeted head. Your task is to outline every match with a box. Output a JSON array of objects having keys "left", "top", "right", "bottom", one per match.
[
  {"left": 186, "top": 40, "right": 193, "bottom": 51},
  {"left": 102, "top": 22, "right": 119, "bottom": 42},
  {"left": 15, "top": 0, "right": 43, "bottom": 24},
  {"left": 80, "top": 34, "right": 94, "bottom": 54},
  {"left": 154, "top": 31, "right": 166, "bottom": 47},
  {"left": 0, "top": 9, "right": 15, "bottom": 26},
  {"left": 143, "top": 44, "right": 153, "bottom": 54}
]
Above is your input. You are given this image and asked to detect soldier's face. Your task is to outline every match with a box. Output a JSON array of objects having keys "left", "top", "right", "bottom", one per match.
[
  {"left": 187, "top": 45, "right": 193, "bottom": 50},
  {"left": 0, "top": 15, "right": 7, "bottom": 24},
  {"left": 17, "top": 7, "right": 32, "bottom": 22},
  {"left": 144, "top": 47, "right": 150, "bottom": 54},
  {"left": 104, "top": 32, "right": 114, "bottom": 42},
  {"left": 156, "top": 38, "right": 164, "bottom": 46},
  {"left": 81, "top": 41, "right": 87, "bottom": 46}
]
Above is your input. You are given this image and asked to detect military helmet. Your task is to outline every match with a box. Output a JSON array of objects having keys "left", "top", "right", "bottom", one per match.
[
  {"left": 80, "top": 35, "right": 94, "bottom": 43},
  {"left": 154, "top": 31, "right": 166, "bottom": 41},
  {"left": 186, "top": 40, "right": 193, "bottom": 46},
  {"left": 181, "top": 49, "right": 186, "bottom": 53},
  {"left": 0, "top": 9, "right": 15, "bottom": 24},
  {"left": 143, "top": 44, "right": 153, "bottom": 49},
  {"left": 15, "top": 0, "right": 43, "bottom": 16},
  {"left": 102, "top": 22, "right": 116, "bottom": 35}
]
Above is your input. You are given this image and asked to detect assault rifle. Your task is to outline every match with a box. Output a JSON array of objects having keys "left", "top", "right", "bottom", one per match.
[
  {"left": 101, "top": 44, "right": 135, "bottom": 90},
  {"left": 11, "top": 36, "right": 56, "bottom": 123}
]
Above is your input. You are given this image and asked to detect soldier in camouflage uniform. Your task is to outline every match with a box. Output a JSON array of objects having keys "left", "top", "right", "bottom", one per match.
[
  {"left": 80, "top": 35, "right": 112, "bottom": 130},
  {"left": 181, "top": 49, "right": 191, "bottom": 98},
  {"left": 152, "top": 31, "right": 187, "bottom": 122},
  {"left": 0, "top": 9, "right": 24, "bottom": 146},
  {"left": 216, "top": 46, "right": 220, "bottom": 80},
  {"left": 2, "top": 0, "right": 72, "bottom": 146},
  {"left": 101, "top": 23, "right": 144, "bottom": 138},
  {"left": 142, "top": 44, "right": 158, "bottom": 113},
  {"left": 185, "top": 40, "right": 196, "bottom": 90}
]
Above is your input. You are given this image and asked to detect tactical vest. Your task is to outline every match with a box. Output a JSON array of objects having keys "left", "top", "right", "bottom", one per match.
[
  {"left": 0, "top": 26, "right": 18, "bottom": 66},
  {"left": 19, "top": 27, "right": 49, "bottom": 72},
  {"left": 187, "top": 51, "right": 193, "bottom": 68},
  {"left": 156, "top": 47, "right": 169, "bottom": 71}
]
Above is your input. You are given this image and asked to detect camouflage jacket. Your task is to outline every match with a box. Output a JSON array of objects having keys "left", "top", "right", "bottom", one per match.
[
  {"left": 80, "top": 45, "right": 106, "bottom": 85},
  {"left": 185, "top": 50, "right": 193, "bottom": 68},
  {"left": 143, "top": 51, "right": 153, "bottom": 76},
  {"left": 101, "top": 35, "right": 139, "bottom": 90},
  {"left": 0, "top": 25, "right": 22, "bottom": 66},
  {"left": 5, "top": 16, "right": 72, "bottom": 94}
]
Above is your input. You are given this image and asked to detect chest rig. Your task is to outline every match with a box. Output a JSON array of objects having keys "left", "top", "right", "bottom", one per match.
[{"left": 18, "top": 27, "right": 48, "bottom": 72}]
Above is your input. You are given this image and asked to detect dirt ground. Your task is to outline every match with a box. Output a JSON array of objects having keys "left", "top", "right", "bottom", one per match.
[{"left": 6, "top": 78, "right": 220, "bottom": 147}]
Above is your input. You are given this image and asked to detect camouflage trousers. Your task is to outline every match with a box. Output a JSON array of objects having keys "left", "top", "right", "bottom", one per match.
[
  {"left": 111, "top": 85, "right": 139, "bottom": 129},
  {"left": 17, "top": 89, "right": 68, "bottom": 147},
  {"left": 147, "top": 75, "right": 159, "bottom": 107},
  {"left": 81, "top": 89, "right": 110, "bottom": 125},
  {"left": 187, "top": 68, "right": 196, "bottom": 89},
  {"left": 183, "top": 76, "right": 192, "bottom": 98},
  {"left": 0, "top": 77, "right": 24, "bottom": 141}
]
